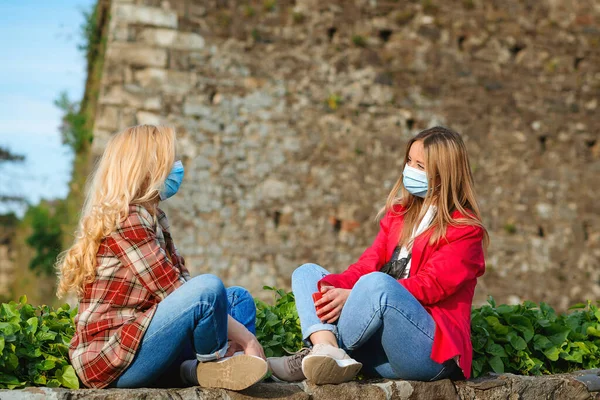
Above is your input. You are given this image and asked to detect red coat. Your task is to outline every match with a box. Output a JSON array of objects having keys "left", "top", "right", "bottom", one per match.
[{"left": 318, "top": 205, "right": 485, "bottom": 379}]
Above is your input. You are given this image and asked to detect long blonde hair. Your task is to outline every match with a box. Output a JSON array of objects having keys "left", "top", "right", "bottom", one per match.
[
  {"left": 381, "top": 126, "right": 489, "bottom": 249},
  {"left": 56, "top": 125, "right": 176, "bottom": 298}
]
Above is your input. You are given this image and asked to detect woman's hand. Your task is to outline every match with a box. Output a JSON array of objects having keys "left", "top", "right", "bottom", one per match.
[
  {"left": 226, "top": 316, "right": 266, "bottom": 360},
  {"left": 224, "top": 340, "right": 243, "bottom": 357},
  {"left": 315, "top": 286, "right": 351, "bottom": 324},
  {"left": 242, "top": 337, "right": 267, "bottom": 360}
]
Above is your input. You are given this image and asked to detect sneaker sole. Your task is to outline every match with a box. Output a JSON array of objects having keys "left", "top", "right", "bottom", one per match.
[
  {"left": 302, "top": 355, "right": 362, "bottom": 385},
  {"left": 196, "top": 355, "right": 268, "bottom": 391}
]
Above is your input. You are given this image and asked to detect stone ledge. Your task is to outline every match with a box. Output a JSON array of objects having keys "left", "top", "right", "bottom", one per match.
[{"left": 2, "top": 371, "right": 600, "bottom": 400}]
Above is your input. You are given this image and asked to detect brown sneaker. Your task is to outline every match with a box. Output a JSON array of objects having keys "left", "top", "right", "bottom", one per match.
[
  {"left": 196, "top": 353, "right": 268, "bottom": 391},
  {"left": 301, "top": 343, "right": 362, "bottom": 385},
  {"left": 268, "top": 348, "right": 310, "bottom": 382}
]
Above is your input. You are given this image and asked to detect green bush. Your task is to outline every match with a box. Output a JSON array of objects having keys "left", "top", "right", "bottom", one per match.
[
  {"left": 25, "top": 203, "right": 63, "bottom": 276},
  {"left": 255, "top": 290, "right": 600, "bottom": 378},
  {"left": 472, "top": 298, "right": 600, "bottom": 377},
  {"left": 0, "top": 296, "right": 78, "bottom": 389},
  {"left": 254, "top": 286, "right": 303, "bottom": 357},
  {"left": 4, "top": 290, "right": 600, "bottom": 390},
  {"left": 54, "top": 91, "right": 90, "bottom": 154}
]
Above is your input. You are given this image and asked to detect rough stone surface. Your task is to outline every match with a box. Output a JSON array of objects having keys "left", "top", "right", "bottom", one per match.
[
  {"left": 2, "top": 373, "right": 600, "bottom": 399},
  {"left": 86, "top": 0, "right": 600, "bottom": 306}
]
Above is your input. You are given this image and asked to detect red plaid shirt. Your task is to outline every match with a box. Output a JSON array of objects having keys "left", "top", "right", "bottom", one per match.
[{"left": 69, "top": 205, "right": 190, "bottom": 388}]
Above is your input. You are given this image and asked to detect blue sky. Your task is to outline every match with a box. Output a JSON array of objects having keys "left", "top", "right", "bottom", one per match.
[{"left": 0, "top": 0, "right": 95, "bottom": 215}]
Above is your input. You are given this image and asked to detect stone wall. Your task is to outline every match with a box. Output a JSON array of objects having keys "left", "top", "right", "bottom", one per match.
[
  {"left": 92, "top": 0, "right": 600, "bottom": 307},
  {"left": 3, "top": 371, "right": 600, "bottom": 399}
]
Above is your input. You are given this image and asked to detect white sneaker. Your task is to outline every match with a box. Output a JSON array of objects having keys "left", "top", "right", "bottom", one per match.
[
  {"left": 196, "top": 353, "right": 268, "bottom": 391},
  {"left": 301, "top": 343, "right": 362, "bottom": 384}
]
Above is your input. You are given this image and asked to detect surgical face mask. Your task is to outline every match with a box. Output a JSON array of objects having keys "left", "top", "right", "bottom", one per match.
[
  {"left": 160, "top": 160, "right": 184, "bottom": 201},
  {"left": 402, "top": 164, "right": 428, "bottom": 198}
]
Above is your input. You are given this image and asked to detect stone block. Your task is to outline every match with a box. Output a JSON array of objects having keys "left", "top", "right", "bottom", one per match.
[
  {"left": 91, "top": 129, "right": 113, "bottom": 156},
  {"left": 101, "top": 86, "right": 161, "bottom": 110},
  {"left": 391, "top": 380, "right": 459, "bottom": 399},
  {"left": 112, "top": 4, "right": 177, "bottom": 28},
  {"left": 306, "top": 381, "right": 387, "bottom": 400},
  {"left": 229, "top": 383, "right": 308, "bottom": 399},
  {"left": 109, "top": 22, "right": 130, "bottom": 42},
  {"left": 106, "top": 43, "right": 167, "bottom": 68},
  {"left": 96, "top": 106, "right": 120, "bottom": 130},
  {"left": 140, "top": 29, "right": 206, "bottom": 50},
  {"left": 136, "top": 111, "right": 162, "bottom": 125},
  {"left": 144, "top": 97, "right": 162, "bottom": 111},
  {"left": 184, "top": 96, "right": 213, "bottom": 117},
  {"left": 135, "top": 68, "right": 196, "bottom": 95}
]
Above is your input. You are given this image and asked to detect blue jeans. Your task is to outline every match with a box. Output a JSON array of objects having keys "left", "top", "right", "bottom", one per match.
[
  {"left": 292, "top": 263, "right": 455, "bottom": 381},
  {"left": 113, "top": 274, "right": 256, "bottom": 388}
]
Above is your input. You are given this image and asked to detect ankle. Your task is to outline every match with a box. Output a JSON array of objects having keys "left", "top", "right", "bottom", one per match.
[
  {"left": 313, "top": 339, "right": 338, "bottom": 348},
  {"left": 309, "top": 331, "right": 339, "bottom": 348}
]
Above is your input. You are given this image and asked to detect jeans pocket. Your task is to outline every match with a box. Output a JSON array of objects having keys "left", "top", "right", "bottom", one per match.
[
  {"left": 429, "top": 364, "right": 450, "bottom": 381},
  {"left": 429, "top": 360, "right": 461, "bottom": 381}
]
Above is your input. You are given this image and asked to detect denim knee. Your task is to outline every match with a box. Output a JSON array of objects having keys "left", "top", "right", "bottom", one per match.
[
  {"left": 355, "top": 272, "right": 397, "bottom": 294},
  {"left": 292, "top": 263, "right": 323, "bottom": 283},
  {"left": 188, "top": 274, "right": 227, "bottom": 304},
  {"left": 227, "top": 286, "right": 253, "bottom": 306}
]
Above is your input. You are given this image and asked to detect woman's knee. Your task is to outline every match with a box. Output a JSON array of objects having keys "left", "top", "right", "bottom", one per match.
[
  {"left": 292, "top": 263, "right": 326, "bottom": 283},
  {"left": 227, "top": 286, "right": 253, "bottom": 304},
  {"left": 187, "top": 274, "right": 227, "bottom": 303},
  {"left": 355, "top": 272, "right": 399, "bottom": 293}
]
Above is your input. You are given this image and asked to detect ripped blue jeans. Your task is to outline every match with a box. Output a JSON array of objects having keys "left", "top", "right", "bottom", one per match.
[{"left": 292, "top": 263, "right": 456, "bottom": 381}]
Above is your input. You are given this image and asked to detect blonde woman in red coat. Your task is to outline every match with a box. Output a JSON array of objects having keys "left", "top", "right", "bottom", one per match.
[{"left": 269, "top": 126, "right": 488, "bottom": 384}]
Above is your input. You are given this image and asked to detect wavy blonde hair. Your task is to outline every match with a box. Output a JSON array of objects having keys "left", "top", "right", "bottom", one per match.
[
  {"left": 56, "top": 125, "right": 176, "bottom": 298},
  {"left": 381, "top": 126, "right": 489, "bottom": 249}
]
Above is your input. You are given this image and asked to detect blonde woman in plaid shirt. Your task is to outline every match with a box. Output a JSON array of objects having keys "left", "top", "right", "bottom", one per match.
[{"left": 57, "top": 125, "right": 267, "bottom": 390}]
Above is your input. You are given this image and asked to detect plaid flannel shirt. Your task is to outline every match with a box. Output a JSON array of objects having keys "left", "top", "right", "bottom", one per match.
[{"left": 69, "top": 205, "right": 191, "bottom": 388}]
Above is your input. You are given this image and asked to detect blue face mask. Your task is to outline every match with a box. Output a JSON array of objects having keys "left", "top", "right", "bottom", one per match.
[
  {"left": 160, "top": 160, "right": 184, "bottom": 201},
  {"left": 402, "top": 164, "right": 428, "bottom": 198}
]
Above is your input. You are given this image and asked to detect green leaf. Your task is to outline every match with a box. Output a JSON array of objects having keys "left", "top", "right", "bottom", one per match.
[
  {"left": 6, "top": 353, "right": 19, "bottom": 371},
  {"left": 546, "top": 324, "right": 570, "bottom": 345},
  {"left": 543, "top": 346, "right": 560, "bottom": 361},
  {"left": 485, "top": 316, "right": 510, "bottom": 335},
  {"left": 496, "top": 304, "right": 514, "bottom": 315},
  {"left": 507, "top": 332, "right": 527, "bottom": 351},
  {"left": 0, "top": 373, "right": 22, "bottom": 385},
  {"left": 0, "top": 335, "right": 4, "bottom": 353},
  {"left": 538, "top": 319, "right": 551, "bottom": 328},
  {"left": 36, "top": 330, "right": 57, "bottom": 342},
  {"left": 47, "top": 379, "right": 61, "bottom": 388},
  {"left": 507, "top": 315, "right": 534, "bottom": 341},
  {"left": 19, "top": 295, "right": 27, "bottom": 305},
  {"left": 472, "top": 358, "right": 484, "bottom": 378},
  {"left": 37, "top": 359, "right": 56, "bottom": 371},
  {"left": 569, "top": 303, "right": 587, "bottom": 310},
  {"left": 488, "top": 356, "right": 504, "bottom": 373},
  {"left": 523, "top": 300, "right": 537, "bottom": 309},
  {"left": 27, "top": 317, "right": 39, "bottom": 334},
  {"left": 485, "top": 343, "right": 507, "bottom": 357},
  {"left": 1, "top": 303, "right": 18, "bottom": 318},
  {"left": 533, "top": 334, "right": 553, "bottom": 351},
  {"left": 59, "top": 365, "right": 79, "bottom": 389},
  {"left": 587, "top": 326, "right": 600, "bottom": 337}
]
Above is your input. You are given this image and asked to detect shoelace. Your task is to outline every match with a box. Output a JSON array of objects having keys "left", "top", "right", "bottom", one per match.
[{"left": 287, "top": 348, "right": 311, "bottom": 371}]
